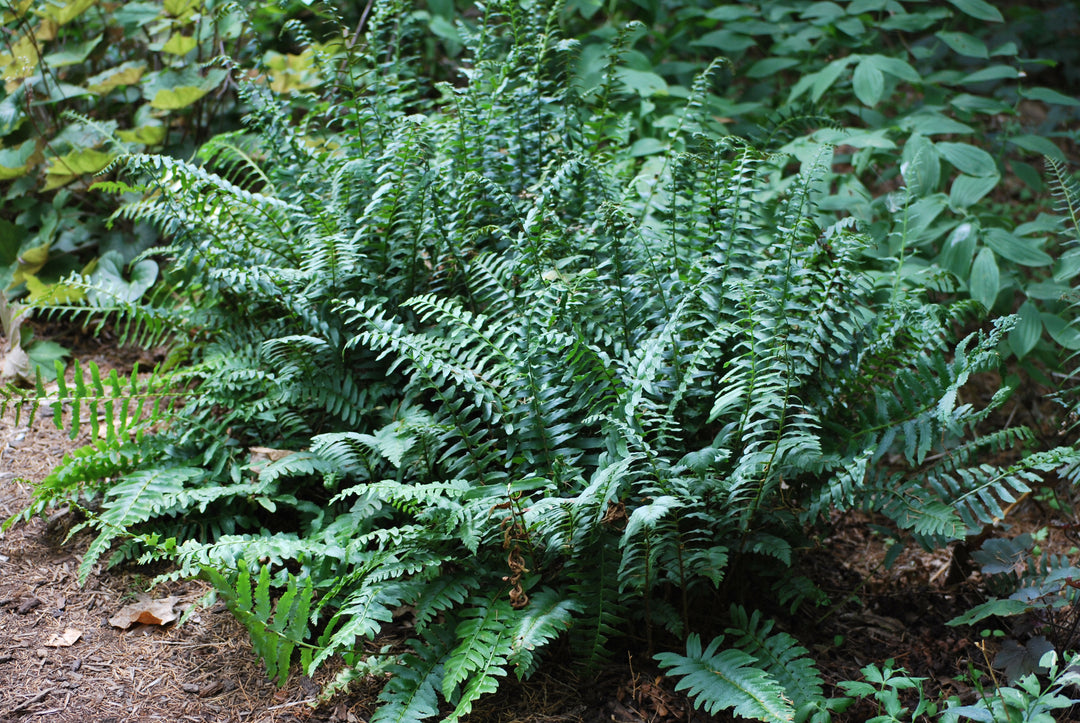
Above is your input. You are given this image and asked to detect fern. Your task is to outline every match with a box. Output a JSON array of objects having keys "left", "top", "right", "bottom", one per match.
[
  {"left": 200, "top": 561, "right": 314, "bottom": 685},
  {"left": 4, "top": 3, "right": 1072, "bottom": 719},
  {"left": 655, "top": 633, "right": 795, "bottom": 723}
]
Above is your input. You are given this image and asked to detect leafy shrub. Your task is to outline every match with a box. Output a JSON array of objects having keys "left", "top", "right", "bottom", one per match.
[
  {"left": 551, "top": 0, "right": 1080, "bottom": 362},
  {"left": 4, "top": 2, "right": 1080, "bottom": 721}
]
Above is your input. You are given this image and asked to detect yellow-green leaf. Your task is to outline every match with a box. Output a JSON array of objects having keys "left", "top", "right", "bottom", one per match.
[
  {"left": 117, "top": 125, "right": 166, "bottom": 146},
  {"left": 0, "top": 35, "right": 40, "bottom": 81},
  {"left": 87, "top": 61, "right": 146, "bottom": 94},
  {"left": 162, "top": 33, "right": 198, "bottom": 56},
  {"left": 163, "top": 0, "right": 200, "bottom": 18},
  {"left": 25, "top": 275, "right": 86, "bottom": 304},
  {"left": 150, "top": 85, "right": 210, "bottom": 110},
  {"left": 39, "top": 0, "right": 96, "bottom": 25},
  {"left": 43, "top": 148, "right": 116, "bottom": 190},
  {"left": 13, "top": 244, "right": 50, "bottom": 285},
  {"left": 0, "top": 140, "right": 36, "bottom": 180}
]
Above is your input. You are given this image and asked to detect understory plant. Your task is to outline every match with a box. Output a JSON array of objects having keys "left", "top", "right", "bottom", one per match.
[{"left": 3, "top": 2, "right": 1079, "bottom": 721}]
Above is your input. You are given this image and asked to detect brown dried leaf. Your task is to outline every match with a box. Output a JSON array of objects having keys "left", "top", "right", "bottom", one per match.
[
  {"left": 108, "top": 595, "right": 181, "bottom": 629},
  {"left": 249, "top": 446, "right": 294, "bottom": 462},
  {"left": 44, "top": 628, "right": 82, "bottom": 647}
]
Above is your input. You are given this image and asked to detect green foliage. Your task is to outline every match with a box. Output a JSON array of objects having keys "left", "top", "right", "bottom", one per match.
[
  {"left": 201, "top": 560, "right": 314, "bottom": 686},
  {"left": 3, "top": 2, "right": 1080, "bottom": 721}
]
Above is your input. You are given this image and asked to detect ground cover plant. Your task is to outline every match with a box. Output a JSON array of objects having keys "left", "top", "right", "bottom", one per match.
[
  {"left": 0, "top": 0, "right": 314, "bottom": 379},
  {"left": 3, "top": 1, "right": 1080, "bottom": 721}
]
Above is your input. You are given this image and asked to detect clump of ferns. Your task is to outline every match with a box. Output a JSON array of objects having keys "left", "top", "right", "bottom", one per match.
[{"left": 9, "top": 5, "right": 1080, "bottom": 722}]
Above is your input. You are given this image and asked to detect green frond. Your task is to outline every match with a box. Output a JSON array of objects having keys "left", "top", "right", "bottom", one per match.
[
  {"left": 655, "top": 633, "right": 795, "bottom": 723},
  {"left": 726, "top": 606, "right": 825, "bottom": 714}
]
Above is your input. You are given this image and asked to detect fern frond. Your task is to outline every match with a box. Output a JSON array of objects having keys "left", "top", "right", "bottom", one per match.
[{"left": 655, "top": 633, "right": 795, "bottom": 723}]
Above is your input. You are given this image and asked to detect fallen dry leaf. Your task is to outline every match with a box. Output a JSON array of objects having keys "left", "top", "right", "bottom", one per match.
[
  {"left": 44, "top": 628, "right": 82, "bottom": 647},
  {"left": 108, "top": 595, "right": 181, "bottom": 629}
]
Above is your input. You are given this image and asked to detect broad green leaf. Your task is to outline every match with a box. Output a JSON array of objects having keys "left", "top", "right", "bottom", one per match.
[
  {"left": 1009, "top": 301, "right": 1042, "bottom": 358},
  {"left": 1024, "top": 280, "right": 1068, "bottom": 300},
  {"left": 852, "top": 58, "right": 884, "bottom": 107},
  {"left": 936, "top": 142, "right": 996, "bottom": 176},
  {"left": 704, "top": 5, "right": 756, "bottom": 19},
  {"left": 12, "top": 243, "right": 50, "bottom": 285},
  {"left": 800, "top": 1, "right": 845, "bottom": 21},
  {"left": 1007, "top": 134, "right": 1064, "bottom": 161},
  {"left": 43, "top": 148, "right": 116, "bottom": 190},
  {"left": 615, "top": 68, "right": 667, "bottom": 97},
  {"left": 89, "top": 251, "right": 159, "bottom": 304},
  {"left": 881, "top": 9, "right": 950, "bottom": 32},
  {"left": 960, "top": 66, "right": 1020, "bottom": 84},
  {"left": 983, "top": 228, "right": 1053, "bottom": 267},
  {"left": 693, "top": 30, "right": 756, "bottom": 53},
  {"left": 42, "top": 35, "right": 100, "bottom": 67},
  {"left": 901, "top": 134, "right": 940, "bottom": 197},
  {"left": 811, "top": 57, "right": 854, "bottom": 103},
  {"left": 899, "top": 112, "right": 973, "bottom": 136},
  {"left": 950, "top": 93, "right": 1012, "bottom": 115},
  {"left": 848, "top": 0, "right": 890, "bottom": 12},
  {"left": 746, "top": 57, "right": 799, "bottom": 78},
  {"left": 86, "top": 61, "right": 147, "bottom": 94},
  {"left": 0, "top": 35, "right": 40, "bottom": 81},
  {"left": 26, "top": 340, "right": 70, "bottom": 381},
  {"left": 1042, "top": 313, "right": 1080, "bottom": 350},
  {"left": 949, "top": 173, "right": 998, "bottom": 209},
  {"left": 935, "top": 31, "right": 989, "bottom": 59},
  {"left": 864, "top": 55, "right": 921, "bottom": 83},
  {"left": 1021, "top": 86, "right": 1080, "bottom": 107},
  {"left": 947, "top": 598, "right": 1030, "bottom": 626},
  {"left": 969, "top": 247, "right": 999, "bottom": 311},
  {"left": 938, "top": 221, "right": 976, "bottom": 279},
  {"left": 628, "top": 138, "right": 667, "bottom": 157},
  {"left": 945, "top": 0, "right": 1003, "bottom": 22},
  {"left": 990, "top": 41, "right": 1019, "bottom": 57}
]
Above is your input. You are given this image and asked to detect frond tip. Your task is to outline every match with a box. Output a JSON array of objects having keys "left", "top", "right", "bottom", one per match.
[{"left": 655, "top": 633, "right": 795, "bottom": 722}]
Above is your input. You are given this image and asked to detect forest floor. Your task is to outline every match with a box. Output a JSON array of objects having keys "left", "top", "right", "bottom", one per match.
[{"left": 1, "top": 327, "right": 1078, "bottom": 722}]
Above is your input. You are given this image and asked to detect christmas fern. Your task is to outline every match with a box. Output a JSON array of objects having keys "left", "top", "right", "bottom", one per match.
[{"left": 3, "top": 2, "right": 1077, "bottom": 721}]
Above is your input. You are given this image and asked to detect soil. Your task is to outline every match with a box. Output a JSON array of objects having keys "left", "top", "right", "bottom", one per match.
[{"left": 2, "top": 330, "right": 1079, "bottom": 722}]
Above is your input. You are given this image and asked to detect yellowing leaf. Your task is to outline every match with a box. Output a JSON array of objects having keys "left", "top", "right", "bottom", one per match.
[
  {"left": 34, "top": 18, "right": 59, "bottom": 42},
  {"left": 87, "top": 61, "right": 146, "bottom": 94},
  {"left": 150, "top": 85, "right": 210, "bottom": 109},
  {"left": 13, "top": 247, "right": 49, "bottom": 285},
  {"left": 0, "top": 139, "right": 37, "bottom": 180},
  {"left": 0, "top": 35, "right": 40, "bottom": 81},
  {"left": 117, "top": 125, "right": 166, "bottom": 146},
  {"left": 163, "top": 0, "right": 200, "bottom": 19},
  {"left": 39, "top": 0, "right": 96, "bottom": 25},
  {"left": 162, "top": 33, "right": 198, "bottom": 56},
  {"left": 25, "top": 276, "right": 86, "bottom": 304},
  {"left": 1, "top": 0, "right": 33, "bottom": 24},
  {"left": 17, "top": 244, "right": 50, "bottom": 269},
  {"left": 43, "top": 148, "right": 115, "bottom": 190}
]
